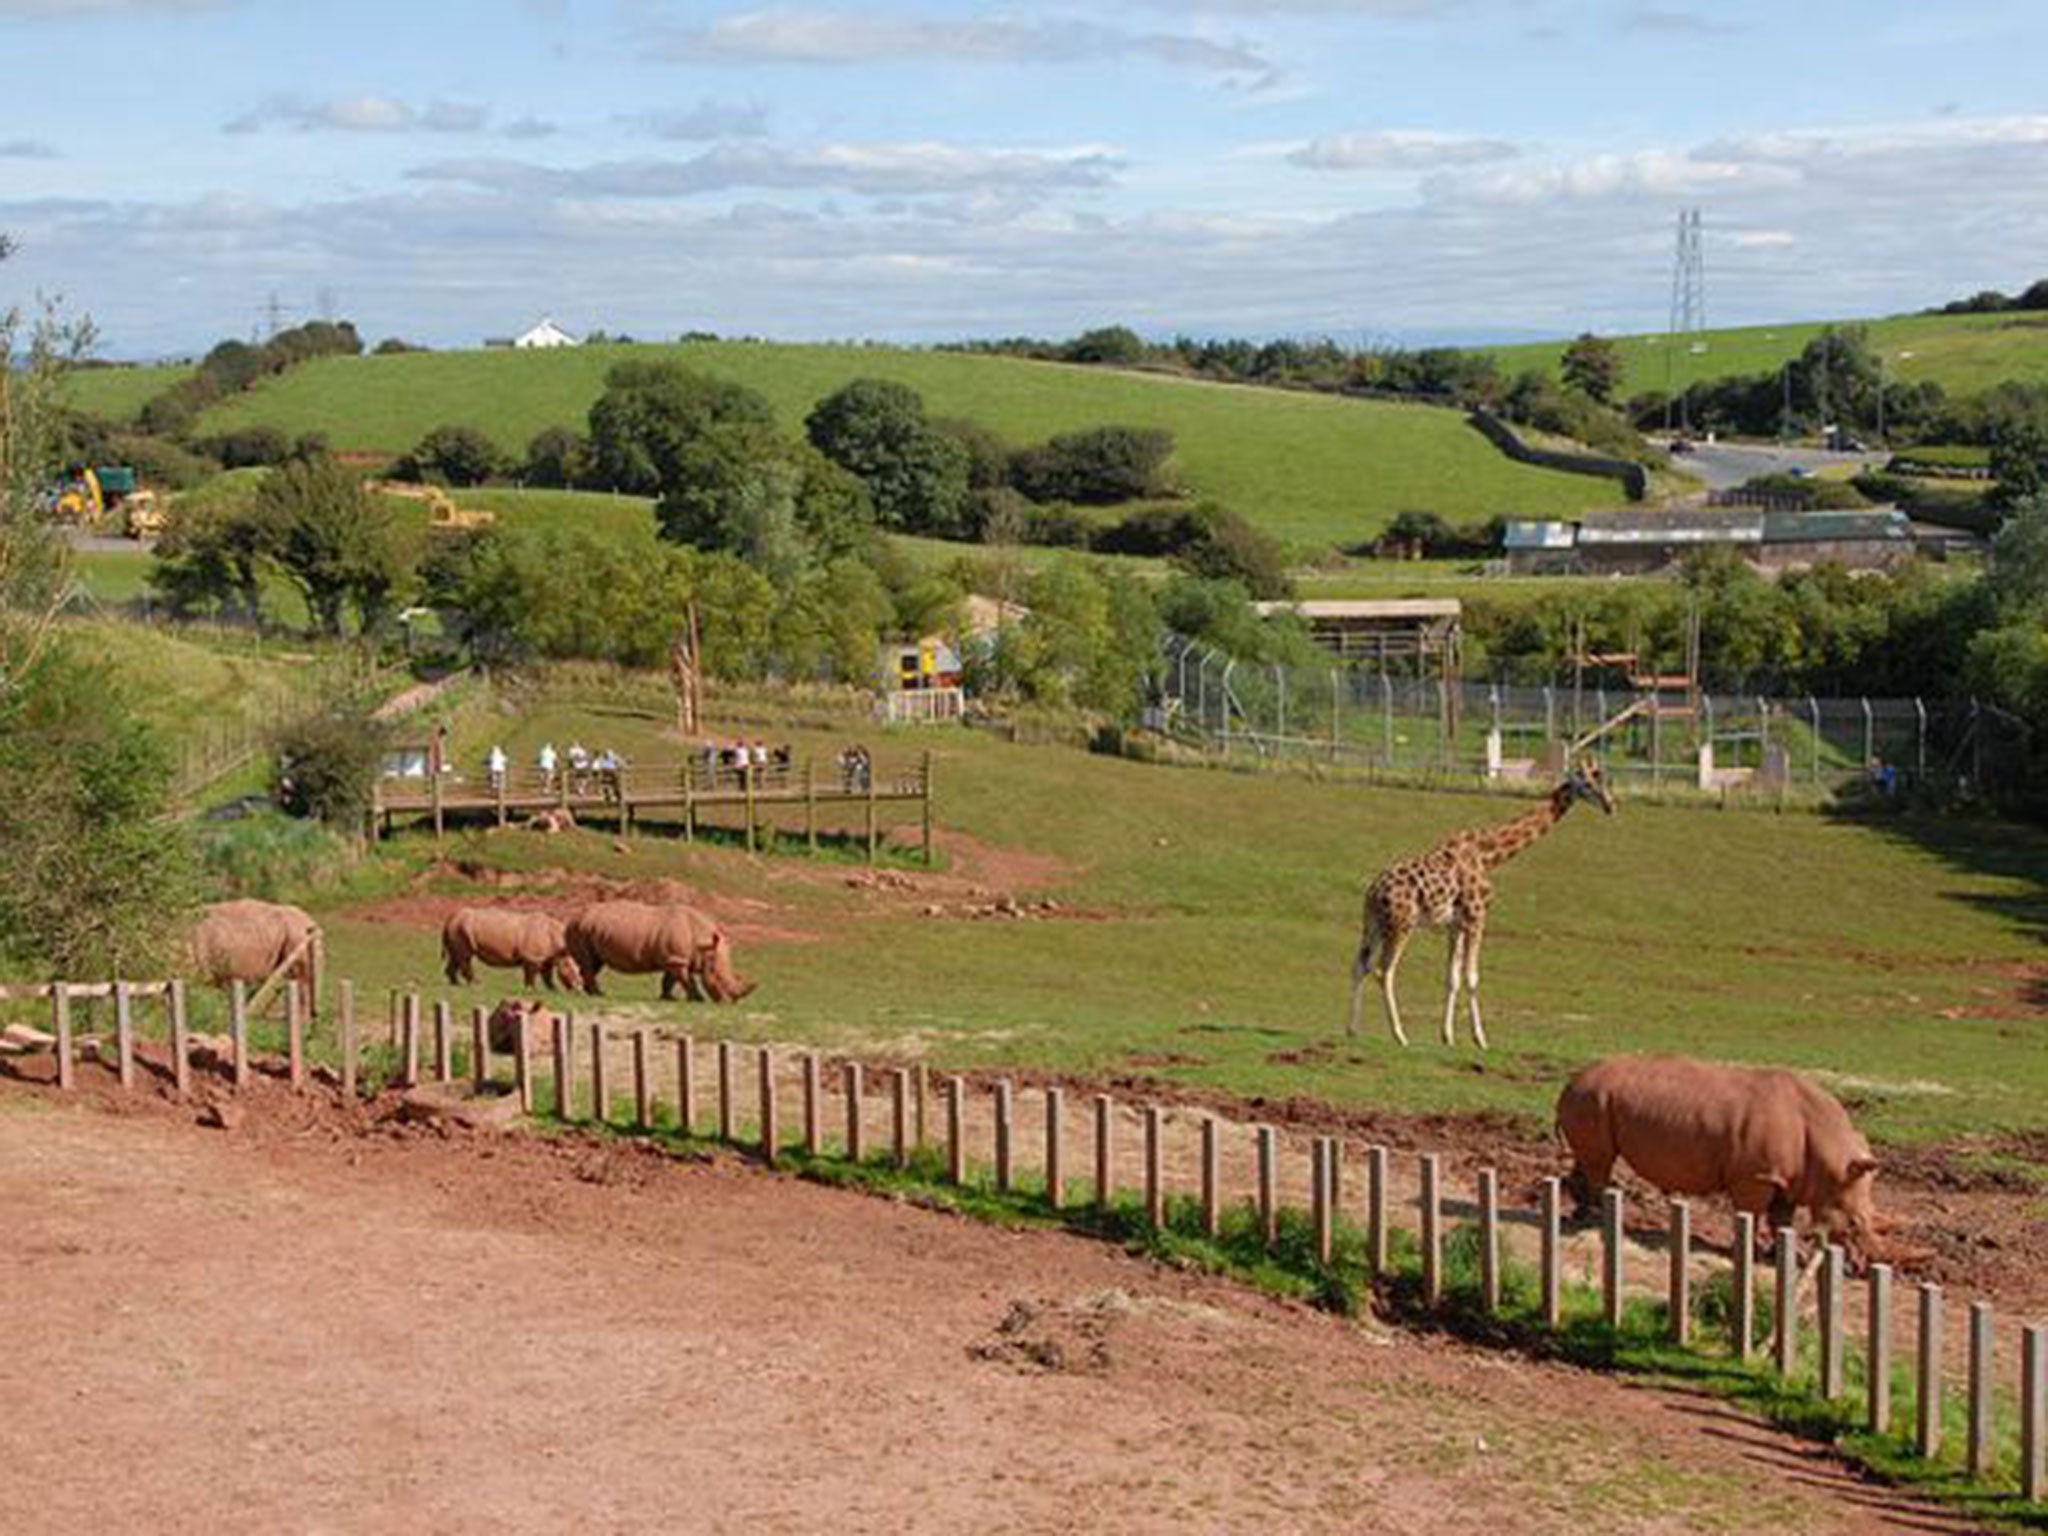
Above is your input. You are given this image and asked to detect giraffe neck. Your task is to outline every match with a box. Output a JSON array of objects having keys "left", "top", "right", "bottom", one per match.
[{"left": 1463, "top": 783, "right": 1575, "bottom": 871}]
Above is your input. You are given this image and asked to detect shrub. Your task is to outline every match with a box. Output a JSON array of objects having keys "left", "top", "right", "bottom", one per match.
[
  {"left": 523, "top": 425, "right": 590, "bottom": 489},
  {"left": 273, "top": 708, "right": 388, "bottom": 827},
  {"left": 398, "top": 423, "right": 504, "bottom": 487},
  {"left": 195, "top": 425, "right": 292, "bottom": 469},
  {"left": 1011, "top": 425, "right": 1175, "bottom": 504}
]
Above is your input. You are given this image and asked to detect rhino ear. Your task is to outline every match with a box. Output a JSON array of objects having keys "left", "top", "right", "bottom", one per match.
[{"left": 1848, "top": 1156, "right": 1879, "bottom": 1180}]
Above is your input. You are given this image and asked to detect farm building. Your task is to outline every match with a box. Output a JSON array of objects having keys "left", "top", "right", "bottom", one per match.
[
  {"left": 878, "top": 635, "right": 965, "bottom": 724},
  {"left": 1502, "top": 509, "right": 1914, "bottom": 576},
  {"left": 1251, "top": 598, "right": 1463, "bottom": 673}
]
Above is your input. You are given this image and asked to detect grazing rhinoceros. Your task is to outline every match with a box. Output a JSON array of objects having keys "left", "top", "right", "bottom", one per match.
[
  {"left": 564, "top": 900, "right": 754, "bottom": 1003},
  {"left": 441, "top": 907, "right": 583, "bottom": 991},
  {"left": 1556, "top": 1054, "right": 1884, "bottom": 1265},
  {"left": 191, "top": 899, "right": 322, "bottom": 1009},
  {"left": 485, "top": 997, "right": 558, "bottom": 1055}
]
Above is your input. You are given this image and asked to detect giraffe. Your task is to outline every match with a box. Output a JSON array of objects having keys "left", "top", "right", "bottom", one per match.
[{"left": 1347, "top": 760, "right": 1615, "bottom": 1049}]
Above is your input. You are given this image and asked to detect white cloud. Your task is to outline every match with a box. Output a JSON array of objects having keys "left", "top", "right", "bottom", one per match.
[
  {"left": 408, "top": 142, "right": 1123, "bottom": 200},
  {"left": 1438, "top": 148, "right": 1800, "bottom": 204},
  {"left": 646, "top": 9, "right": 1273, "bottom": 77},
  {"left": 224, "top": 95, "right": 490, "bottom": 135},
  {"left": 0, "top": 139, "right": 60, "bottom": 159},
  {"left": 1731, "top": 230, "right": 1796, "bottom": 249},
  {"left": 1289, "top": 130, "right": 1518, "bottom": 171},
  {"left": 1618, "top": 6, "right": 1728, "bottom": 36},
  {"left": 501, "top": 117, "right": 560, "bottom": 141}
]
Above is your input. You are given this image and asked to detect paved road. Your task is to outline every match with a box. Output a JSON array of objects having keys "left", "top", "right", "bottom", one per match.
[{"left": 1656, "top": 437, "right": 1886, "bottom": 493}]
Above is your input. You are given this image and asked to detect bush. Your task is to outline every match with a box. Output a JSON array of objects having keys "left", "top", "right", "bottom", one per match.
[
  {"left": 273, "top": 708, "right": 388, "bottom": 827},
  {"left": 1011, "top": 425, "right": 1175, "bottom": 504},
  {"left": 523, "top": 425, "right": 590, "bottom": 489},
  {"left": 398, "top": 423, "right": 504, "bottom": 487},
  {"left": 1739, "top": 473, "right": 1870, "bottom": 510},
  {"left": 1061, "top": 326, "right": 1146, "bottom": 366},
  {"left": 194, "top": 425, "right": 292, "bottom": 469}
]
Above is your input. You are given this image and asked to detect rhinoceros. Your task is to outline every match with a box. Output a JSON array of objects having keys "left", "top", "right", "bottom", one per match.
[
  {"left": 564, "top": 900, "right": 754, "bottom": 1003},
  {"left": 1556, "top": 1054, "right": 1883, "bottom": 1265},
  {"left": 441, "top": 907, "right": 582, "bottom": 991}
]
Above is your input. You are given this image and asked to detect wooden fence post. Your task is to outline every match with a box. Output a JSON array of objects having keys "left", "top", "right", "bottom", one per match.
[
  {"left": 891, "top": 1068, "right": 911, "bottom": 1168},
  {"left": 1918, "top": 1283, "right": 1945, "bottom": 1460},
  {"left": 287, "top": 982, "right": 308, "bottom": 1089},
  {"left": 946, "top": 1076, "right": 965, "bottom": 1185},
  {"left": 1145, "top": 1107, "right": 1165, "bottom": 1229},
  {"left": 231, "top": 980, "right": 250, "bottom": 1090},
  {"left": 921, "top": 750, "right": 934, "bottom": 867},
  {"left": 1257, "top": 1127, "right": 1279, "bottom": 1247},
  {"left": 677, "top": 1035, "right": 696, "bottom": 1136},
  {"left": 802, "top": 1053, "right": 821, "bottom": 1155},
  {"left": 589, "top": 1021, "right": 608, "bottom": 1124},
  {"left": 633, "top": 1029, "right": 652, "bottom": 1128},
  {"left": 1313, "top": 1139, "right": 1334, "bottom": 1268},
  {"left": 1821, "top": 1244, "right": 1847, "bottom": 1400},
  {"left": 1094, "top": 1095, "right": 1115, "bottom": 1210},
  {"left": 434, "top": 1000, "right": 453, "bottom": 1086},
  {"left": 336, "top": 980, "right": 357, "bottom": 1099},
  {"left": 1045, "top": 1088, "right": 1065, "bottom": 1210},
  {"left": 401, "top": 991, "right": 420, "bottom": 1088},
  {"left": 1969, "top": 1301, "right": 1995, "bottom": 1479},
  {"left": 51, "top": 984, "right": 73, "bottom": 1092},
  {"left": 1480, "top": 1168, "right": 1501, "bottom": 1314},
  {"left": 2023, "top": 1324, "right": 2046, "bottom": 1502},
  {"left": 1602, "top": 1188, "right": 1625, "bottom": 1330},
  {"left": 1734, "top": 1213, "right": 1757, "bottom": 1360},
  {"left": 1421, "top": 1153, "right": 1443, "bottom": 1306},
  {"left": 513, "top": 1005, "right": 531, "bottom": 1113},
  {"left": 804, "top": 759, "right": 817, "bottom": 853},
  {"left": 552, "top": 1013, "right": 573, "bottom": 1120},
  {"left": 716, "top": 1040, "right": 734, "bottom": 1140},
  {"left": 865, "top": 769, "right": 878, "bottom": 864},
  {"left": 1868, "top": 1263, "right": 1894, "bottom": 1436},
  {"left": 758, "top": 1047, "right": 778, "bottom": 1165},
  {"left": 1368, "top": 1145, "right": 1389, "bottom": 1278},
  {"left": 1540, "top": 1177, "right": 1562, "bottom": 1328},
  {"left": 996, "top": 1081, "right": 1016, "bottom": 1195},
  {"left": 1199, "top": 1116, "right": 1220, "bottom": 1237},
  {"left": 169, "top": 979, "right": 191, "bottom": 1099},
  {"left": 914, "top": 1064, "right": 929, "bottom": 1149},
  {"left": 843, "top": 1062, "right": 864, "bottom": 1161},
  {"left": 471, "top": 1006, "right": 490, "bottom": 1091},
  {"left": 1774, "top": 1236, "right": 1798, "bottom": 1378},
  {"left": 114, "top": 980, "right": 136, "bottom": 1092},
  {"left": 1668, "top": 1199, "right": 1691, "bottom": 1346}
]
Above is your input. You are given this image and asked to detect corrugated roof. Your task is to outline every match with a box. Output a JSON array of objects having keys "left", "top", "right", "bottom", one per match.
[
  {"left": 1503, "top": 521, "right": 1576, "bottom": 550},
  {"left": 1252, "top": 599, "right": 1462, "bottom": 620},
  {"left": 1576, "top": 510, "right": 1762, "bottom": 545},
  {"left": 1761, "top": 510, "right": 1912, "bottom": 543}
]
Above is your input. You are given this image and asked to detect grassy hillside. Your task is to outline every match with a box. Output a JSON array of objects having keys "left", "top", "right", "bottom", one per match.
[
  {"left": 304, "top": 683, "right": 2048, "bottom": 1149},
  {"left": 62, "top": 362, "right": 195, "bottom": 424},
  {"left": 1486, "top": 310, "right": 2048, "bottom": 400},
  {"left": 184, "top": 341, "right": 1617, "bottom": 550}
]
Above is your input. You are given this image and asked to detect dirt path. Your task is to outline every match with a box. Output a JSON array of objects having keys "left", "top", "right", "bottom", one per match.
[{"left": 0, "top": 1082, "right": 1978, "bottom": 1536}]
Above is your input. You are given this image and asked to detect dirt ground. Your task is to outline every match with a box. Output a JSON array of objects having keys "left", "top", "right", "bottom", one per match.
[{"left": 0, "top": 1071, "right": 1985, "bottom": 1536}]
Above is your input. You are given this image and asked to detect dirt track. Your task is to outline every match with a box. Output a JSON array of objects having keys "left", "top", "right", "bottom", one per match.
[{"left": 0, "top": 1077, "right": 1980, "bottom": 1536}]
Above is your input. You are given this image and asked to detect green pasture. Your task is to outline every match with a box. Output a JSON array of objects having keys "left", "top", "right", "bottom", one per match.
[
  {"left": 1486, "top": 309, "right": 2048, "bottom": 401},
  {"left": 295, "top": 679, "right": 2048, "bottom": 1152},
  {"left": 178, "top": 340, "right": 1616, "bottom": 549},
  {"left": 57, "top": 615, "right": 318, "bottom": 755},
  {"left": 59, "top": 361, "right": 195, "bottom": 424}
]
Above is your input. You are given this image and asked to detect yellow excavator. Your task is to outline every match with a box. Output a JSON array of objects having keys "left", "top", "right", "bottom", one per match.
[
  {"left": 52, "top": 466, "right": 165, "bottom": 538},
  {"left": 369, "top": 479, "right": 496, "bottom": 532}
]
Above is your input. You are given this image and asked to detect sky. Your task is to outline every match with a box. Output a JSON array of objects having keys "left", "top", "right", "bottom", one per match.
[{"left": 1, "top": 0, "right": 2044, "bottom": 358}]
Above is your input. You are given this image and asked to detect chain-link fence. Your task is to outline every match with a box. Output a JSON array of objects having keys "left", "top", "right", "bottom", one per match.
[{"left": 1153, "top": 636, "right": 2031, "bottom": 802}]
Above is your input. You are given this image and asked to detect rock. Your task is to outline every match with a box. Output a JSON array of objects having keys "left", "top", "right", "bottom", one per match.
[
  {"left": 198, "top": 1100, "right": 245, "bottom": 1131},
  {"left": 188, "top": 1033, "right": 237, "bottom": 1071},
  {"left": 0, "top": 1023, "right": 55, "bottom": 1055},
  {"left": 923, "top": 903, "right": 946, "bottom": 918},
  {"left": 392, "top": 1086, "right": 525, "bottom": 1131}
]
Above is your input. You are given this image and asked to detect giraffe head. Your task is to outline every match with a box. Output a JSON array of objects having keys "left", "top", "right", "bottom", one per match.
[{"left": 1564, "top": 758, "right": 1616, "bottom": 815}]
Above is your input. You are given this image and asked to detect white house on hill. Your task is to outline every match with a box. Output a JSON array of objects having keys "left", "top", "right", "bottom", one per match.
[{"left": 512, "top": 317, "right": 578, "bottom": 349}]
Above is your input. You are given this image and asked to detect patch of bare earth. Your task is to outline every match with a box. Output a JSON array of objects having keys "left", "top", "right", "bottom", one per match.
[{"left": 0, "top": 1070, "right": 1968, "bottom": 1536}]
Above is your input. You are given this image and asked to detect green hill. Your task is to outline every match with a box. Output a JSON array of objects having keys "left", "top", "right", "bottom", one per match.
[
  {"left": 1485, "top": 310, "right": 2048, "bottom": 400},
  {"left": 179, "top": 341, "right": 1615, "bottom": 550},
  {"left": 62, "top": 361, "right": 196, "bottom": 423}
]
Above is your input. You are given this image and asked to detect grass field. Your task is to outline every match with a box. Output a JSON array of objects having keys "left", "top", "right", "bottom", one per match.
[
  {"left": 60, "top": 361, "right": 195, "bottom": 424},
  {"left": 174, "top": 340, "right": 1617, "bottom": 550},
  {"left": 287, "top": 679, "right": 2048, "bottom": 1152},
  {"left": 1485, "top": 309, "right": 2048, "bottom": 400}
]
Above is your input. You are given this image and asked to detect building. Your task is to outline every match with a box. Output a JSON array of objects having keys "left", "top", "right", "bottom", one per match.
[
  {"left": 1251, "top": 598, "right": 1463, "bottom": 673},
  {"left": 878, "top": 636, "right": 965, "bottom": 724},
  {"left": 1502, "top": 509, "right": 1914, "bottom": 576},
  {"left": 512, "top": 317, "right": 579, "bottom": 350}
]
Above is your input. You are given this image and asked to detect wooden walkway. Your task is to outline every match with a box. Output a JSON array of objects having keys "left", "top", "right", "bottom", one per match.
[{"left": 371, "top": 752, "right": 934, "bottom": 863}]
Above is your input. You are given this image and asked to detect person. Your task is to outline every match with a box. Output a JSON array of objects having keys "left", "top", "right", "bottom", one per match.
[
  {"left": 487, "top": 743, "right": 507, "bottom": 792},
  {"left": 594, "top": 747, "right": 620, "bottom": 799},
  {"left": 538, "top": 741, "right": 558, "bottom": 787},
  {"left": 567, "top": 740, "right": 590, "bottom": 793}
]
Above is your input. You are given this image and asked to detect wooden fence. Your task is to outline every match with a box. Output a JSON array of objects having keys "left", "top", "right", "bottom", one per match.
[
  {"left": 9, "top": 975, "right": 2047, "bottom": 1509},
  {"left": 370, "top": 750, "right": 934, "bottom": 863}
]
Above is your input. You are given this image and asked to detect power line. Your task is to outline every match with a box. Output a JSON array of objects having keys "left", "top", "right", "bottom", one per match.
[{"left": 1664, "top": 208, "right": 1705, "bottom": 431}]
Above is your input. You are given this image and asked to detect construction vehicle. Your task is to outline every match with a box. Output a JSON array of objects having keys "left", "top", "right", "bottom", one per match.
[
  {"left": 52, "top": 465, "right": 162, "bottom": 537},
  {"left": 369, "top": 479, "right": 496, "bottom": 532}
]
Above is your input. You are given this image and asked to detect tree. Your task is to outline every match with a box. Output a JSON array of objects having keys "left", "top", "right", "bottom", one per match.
[
  {"left": 1010, "top": 425, "right": 1175, "bottom": 504},
  {"left": 1, "top": 266, "right": 90, "bottom": 696},
  {"left": 256, "top": 453, "right": 405, "bottom": 635},
  {"left": 587, "top": 361, "right": 776, "bottom": 496},
  {"left": 523, "top": 425, "right": 590, "bottom": 489},
  {"left": 1990, "top": 421, "right": 2048, "bottom": 510},
  {"left": 1560, "top": 333, "right": 1624, "bottom": 404},
  {"left": 400, "top": 423, "right": 503, "bottom": 486},
  {"left": 274, "top": 707, "right": 388, "bottom": 827},
  {"left": 804, "top": 378, "right": 972, "bottom": 537},
  {"left": 1062, "top": 326, "right": 1146, "bottom": 366}
]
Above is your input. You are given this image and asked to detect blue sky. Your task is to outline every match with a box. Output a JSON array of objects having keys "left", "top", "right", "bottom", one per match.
[{"left": 2, "top": 0, "right": 2044, "bottom": 357}]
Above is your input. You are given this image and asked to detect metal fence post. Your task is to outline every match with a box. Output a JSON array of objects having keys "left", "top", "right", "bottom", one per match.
[
  {"left": 1862, "top": 696, "right": 1875, "bottom": 771},
  {"left": 1808, "top": 696, "right": 1822, "bottom": 783}
]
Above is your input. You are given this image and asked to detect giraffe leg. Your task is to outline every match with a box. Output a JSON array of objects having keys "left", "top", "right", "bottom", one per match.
[
  {"left": 1464, "top": 926, "right": 1488, "bottom": 1051},
  {"left": 1440, "top": 930, "right": 1465, "bottom": 1047},
  {"left": 1378, "top": 929, "right": 1412, "bottom": 1047},
  {"left": 1346, "top": 916, "right": 1380, "bottom": 1036}
]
